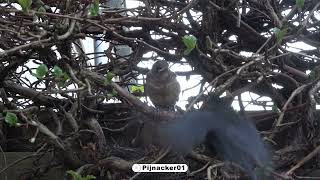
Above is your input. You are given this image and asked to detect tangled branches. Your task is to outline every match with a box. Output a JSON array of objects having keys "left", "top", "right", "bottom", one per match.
[{"left": 0, "top": 0, "right": 320, "bottom": 179}]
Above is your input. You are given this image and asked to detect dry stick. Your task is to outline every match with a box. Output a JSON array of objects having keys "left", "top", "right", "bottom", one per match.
[
  {"left": 307, "top": 79, "right": 320, "bottom": 136},
  {"left": 0, "top": 145, "right": 7, "bottom": 180},
  {"left": 4, "top": 109, "right": 65, "bottom": 149},
  {"left": 207, "top": 162, "right": 225, "bottom": 180},
  {"left": 82, "top": 70, "right": 177, "bottom": 120},
  {"left": 185, "top": 68, "right": 237, "bottom": 111},
  {"left": 3, "top": 81, "right": 62, "bottom": 105},
  {"left": 0, "top": 38, "right": 51, "bottom": 57},
  {"left": 0, "top": 6, "right": 181, "bottom": 59},
  {"left": 269, "top": 84, "right": 310, "bottom": 139},
  {"left": 61, "top": 107, "right": 79, "bottom": 132},
  {"left": 129, "top": 147, "right": 171, "bottom": 180},
  {"left": 237, "top": 55, "right": 263, "bottom": 75},
  {"left": 85, "top": 116, "right": 106, "bottom": 152},
  {"left": 256, "top": 37, "right": 272, "bottom": 54},
  {"left": 66, "top": 64, "right": 86, "bottom": 87},
  {"left": 111, "top": 82, "right": 155, "bottom": 114},
  {"left": 171, "top": 0, "right": 199, "bottom": 19},
  {"left": 76, "top": 164, "right": 95, "bottom": 175},
  {"left": 301, "top": 2, "right": 320, "bottom": 28},
  {"left": 265, "top": 0, "right": 282, "bottom": 27},
  {"left": 236, "top": 3, "right": 241, "bottom": 28},
  {"left": 285, "top": 81, "right": 320, "bottom": 176},
  {"left": 286, "top": 144, "right": 320, "bottom": 176},
  {"left": 85, "top": 78, "right": 93, "bottom": 95},
  {"left": 275, "top": 84, "right": 309, "bottom": 127},
  {"left": 182, "top": 80, "right": 202, "bottom": 94},
  {"left": 0, "top": 143, "right": 47, "bottom": 175},
  {"left": 186, "top": 54, "right": 263, "bottom": 111},
  {"left": 289, "top": 51, "right": 320, "bottom": 61},
  {"left": 49, "top": 108, "right": 63, "bottom": 135},
  {"left": 309, "top": 80, "right": 320, "bottom": 108},
  {"left": 214, "top": 75, "right": 238, "bottom": 96},
  {"left": 0, "top": 13, "right": 77, "bottom": 57},
  {"left": 264, "top": 167, "right": 290, "bottom": 180},
  {"left": 208, "top": 1, "right": 261, "bottom": 37},
  {"left": 102, "top": 123, "right": 130, "bottom": 132},
  {"left": 229, "top": 75, "right": 264, "bottom": 97},
  {"left": 283, "top": 64, "right": 309, "bottom": 79},
  {"left": 43, "top": 86, "right": 86, "bottom": 94},
  {"left": 188, "top": 151, "right": 216, "bottom": 163},
  {"left": 189, "top": 161, "right": 211, "bottom": 176}
]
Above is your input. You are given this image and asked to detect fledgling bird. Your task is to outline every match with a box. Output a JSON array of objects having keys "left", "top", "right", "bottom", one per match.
[{"left": 145, "top": 60, "right": 180, "bottom": 111}]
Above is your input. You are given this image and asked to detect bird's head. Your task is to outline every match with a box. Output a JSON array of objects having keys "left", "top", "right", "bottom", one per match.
[{"left": 151, "top": 60, "right": 169, "bottom": 74}]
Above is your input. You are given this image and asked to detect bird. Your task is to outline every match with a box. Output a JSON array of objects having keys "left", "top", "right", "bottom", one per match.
[
  {"left": 157, "top": 95, "right": 273, "bottom": 180},
  {"left": 145, "top": 60, "right": 180, "bottom": 111}
]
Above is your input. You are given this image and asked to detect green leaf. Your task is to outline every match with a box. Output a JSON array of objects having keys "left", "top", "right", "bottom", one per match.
[
  {"left": 130, "top": 85, "right": 144, "bottom": 94},
  {"left": 53, "top": 65, "right": 63, "bottom": 78},
  {"left": 272, "top": 27, "right": 287, "bottom": 43},
  {"left": 5, "top": 112, "right": 20, "bottom": 127},
  {"left": 67, "top": 170, "right": 82, "bottom": 180},
  {"left": 296, "top": 0, "right": 305, "bottom": 9},
  {"left": 182, "top": 35, "right": 197, "bottom": 55},
  {"left": 58, "top": 73, "right": 70, "bottom": 87},
  {"left": 18, "top": 0, "right": 32, "bottom": 13},
  {"left": 33, "top": 64, "right": 48, "bottom": 79},
  {"left": 90, "top": 0, "right": 100, "bottom": 17},
  {"left": 37, "top": 6, "right": 46, "bottom": 13},
  {"left": 63, "top": 73, "right": 70, "bottom": 81},
  {"left": 67, "top": 170, "right": 96, "bottom": 180},
  {"left": 271, "top": 105, "right": 280, "bottom": 113},
  {"left": 104, "top": 72, "right": 115, "bottom": 85},
  {"left": 83, "top": 175, "right": 96, "bottom": 180}
]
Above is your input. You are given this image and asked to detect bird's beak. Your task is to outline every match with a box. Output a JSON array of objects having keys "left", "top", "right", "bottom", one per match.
[{"left": 158, "top": 67, "right": 167, "bottom": 72}]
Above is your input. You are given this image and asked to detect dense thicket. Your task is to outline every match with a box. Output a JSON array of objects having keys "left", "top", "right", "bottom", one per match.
[{"left": 0, "top": 0, "right": 320, "bottom": 179}]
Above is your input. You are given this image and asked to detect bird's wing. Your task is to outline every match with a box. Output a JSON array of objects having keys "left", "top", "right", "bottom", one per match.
[
  {"left": 166, "top": 71, "right": 181, "bottom": 101},
  {"left": 157, "top": 101, "right": 271, "bottom": 179},
  {"left": 167, "top": 80, "right": 180, "bottom": 101},
  {"left": 145, "top": 72, "right": 162, "bottom": 93}
]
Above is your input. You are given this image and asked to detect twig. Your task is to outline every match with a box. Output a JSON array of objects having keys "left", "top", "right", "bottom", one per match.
[
  {"left": 129, "top": 147, "right": 171, "bottom": 180},
  {"left": 171, "top": 0, "right": 199, "bottom": 19},
  {"left": 0, "top": 143, "right": 48, "bottom": 175},
  {"left": 275, "top": 84, "right": 309, "bottom": 127},
  {"left": 207, "top": 162, "right": 225, "bottom": 180},
  {"left": 286, "top": 144, "right": 320, "bottom": 176},
  {"left": 186, "top": 68, "right": 238, "bottom": 111},
  {"left": 0, "top": 145, "right": 7, "bottom": 180},
  {"left": 189, "top": 161, "right": 211, "bottom": 176}
]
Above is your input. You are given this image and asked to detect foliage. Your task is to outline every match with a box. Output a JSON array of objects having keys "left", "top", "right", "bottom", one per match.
[
  {"left": 0, "top": 0, "right": 320, "bottom": 179},
  {"left": 18, "top": 0, "right": 32, "bottom": 13},
  {"left": 53, "top": 65, "right": 63, "bottom": 78},
  {"left": 131, "top": 85, "right": 144, "bottom": 94},
  {"left": 5, "top": 112, "right": 20, "bottom": 127},
  {"left": 90, "top": 0, "right": 100, "bottom": 17},
  {"left": 296, "top": 0, "right": 305, "bottom": 9},
  {"left": 37, "top": 6, "right": 46, "bottom": 13},
  {"left": 32, "top": 64, "right": 48, "bottom": 79},
  {"left": 272, "top": 27, "right": 287, "bottom": 43},
  {"left": 53, "top": 65, "right": 69, "bottom": 87},
  {"left": 104, "top": 72, "right": 115, "bottom": 85},
  {"left": 67, "top": 170, "right": 96, "bottom": 180},
  {"left": 182, "top": 35, "right": 197, "bottom": 55}
]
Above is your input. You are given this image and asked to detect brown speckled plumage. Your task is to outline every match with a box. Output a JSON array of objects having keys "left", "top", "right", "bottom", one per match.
[{"left": 145, "top": 61, "right": 180, "bottom": 110}]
